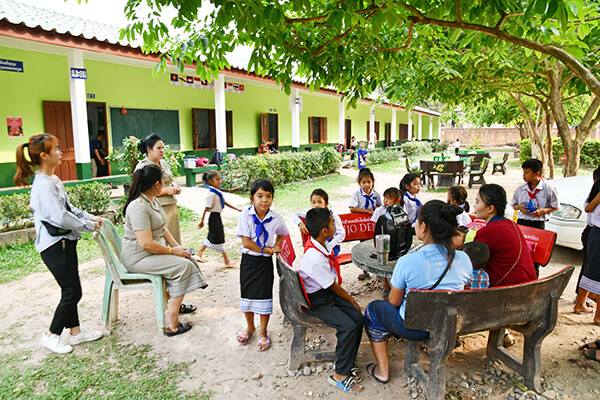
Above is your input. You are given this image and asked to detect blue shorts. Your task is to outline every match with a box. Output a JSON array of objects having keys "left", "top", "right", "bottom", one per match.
[{"left": 364, "top": 300, "right": 429, "bottom": 343}]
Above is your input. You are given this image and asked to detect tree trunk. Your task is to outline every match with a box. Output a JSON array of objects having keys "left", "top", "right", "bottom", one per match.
[
  {"left": 541, "top": 103, "right": 555, "bottom": 179},
  {"left": 511, "top": 93, "right": 545, "bottom": 165}
]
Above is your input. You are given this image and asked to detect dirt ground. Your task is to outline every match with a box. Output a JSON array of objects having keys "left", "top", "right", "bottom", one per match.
[{"left": 2, "top": 150, "right": 599, "bottom": 399}]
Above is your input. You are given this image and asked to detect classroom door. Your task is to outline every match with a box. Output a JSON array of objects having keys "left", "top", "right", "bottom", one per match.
[
  {"left": 385, "top": 122, "right": 391, "bottom": 147},
  {"left": 260, "top": 113, "right": 279, "bottom": 145},
  {"left": 345, "top": 119, "right": 352, "bottom": 149},
  {"left": 192, "top": 109, "right": 233, "bottom": 149},
  {"left": 366, "top": 121, "right": 380, "bottom": 142},
  {"left": 43, "top": 101, "right": 77, "bottom": 181}
]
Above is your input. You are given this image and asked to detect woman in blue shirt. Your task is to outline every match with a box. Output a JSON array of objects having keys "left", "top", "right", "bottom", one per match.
[{"left": 364, "top": 200, "right": 473, "bottom": 384}]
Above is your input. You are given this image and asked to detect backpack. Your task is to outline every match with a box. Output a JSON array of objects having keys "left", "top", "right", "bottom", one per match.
[{"left": 374, "top": 204, "right": 413, "bottom": 260}]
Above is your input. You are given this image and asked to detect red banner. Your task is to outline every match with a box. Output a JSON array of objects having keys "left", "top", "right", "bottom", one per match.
[{"left": 279, "top": 234, "right": 296, "bottom": 266}]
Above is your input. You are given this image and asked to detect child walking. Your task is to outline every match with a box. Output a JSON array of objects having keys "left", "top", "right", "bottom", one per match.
[
  {"left": 299, "top": 208, "right": 364, "bottom": 393},
  {"left": 349, "top": 168, "right": 382, "bottom": 215},
  {"left": 509, "top": 158, "right": 559, "bottom": 276},
  {"left": 197, "top": 171, "right": 241, "bottom": 267},
  {"left": 15, "top": 134, "right": 104, "bottom": 354},
  {"left": 447, "top": 185, "right": 472, "bottom": 227},
  {"left": 356, "top": 141, "right": 367, "bottom": 170},
  {"left": 400, "top": 173, "right": 422, "bottom": 227},
  {"left": 236, "top": 179, "right": 289, "bottom": 351},
  {"left": 292, "top": 188, "right": 345, "bottom": 256}
]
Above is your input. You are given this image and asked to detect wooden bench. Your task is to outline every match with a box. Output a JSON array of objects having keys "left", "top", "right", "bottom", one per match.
[
  {"left": 183, "top": 165, "right": 221, "bottom": 187},
  {"left": 468, "top": 157, "right": 489, "bottom": 188},
  {"left": 276, "top": 236, "right": 336, "bottom": 369},
  {"left": 492, "top": 152, "right": 510, "bottom": 175},
  {"left": 403, "top": 265, "right": 573, "bottom": 400}
]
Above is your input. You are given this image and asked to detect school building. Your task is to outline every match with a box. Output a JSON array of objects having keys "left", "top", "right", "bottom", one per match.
[{"left": 0, "top": 0, "right": 441, "bottom": 189}]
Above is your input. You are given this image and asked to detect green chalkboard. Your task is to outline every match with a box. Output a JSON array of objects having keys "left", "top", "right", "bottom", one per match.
[{"left": 109, "top": 108, "right": 180, "bottom": 149}]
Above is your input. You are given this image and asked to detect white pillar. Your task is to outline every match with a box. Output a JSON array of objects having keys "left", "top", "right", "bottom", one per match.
[
  {"left": 338, "top": 99, "right": 345, "bottom": 145},
  {"left": 214, "top": 74, "right": 227, "bottom": 153},
  {"left": 429, "top": 116, "right": 433, "bottom": 140},
  {"left": 67, "top": 50, "right": 90, "bottom": 169},
  {"left": 291, "top": 88, "right": 300, "bottom": 149},
  {"left": 391, "top": 109, "right": 397, "bottom": 144},
  {"left": 407, "top": 110, "right": 413, "bottom": 141},
  {"left": 418, "top": 113, "right": 423, "bottom": 140},
  {"left": 369, "top": 104, "right": 375, "bottom": 145},
  {"left": 438, "top": 119, "right": 442, "bottom": 140}
]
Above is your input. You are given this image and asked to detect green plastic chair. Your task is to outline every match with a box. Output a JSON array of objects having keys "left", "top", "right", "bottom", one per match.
[{"left": 93, "top": 218, "right": 166, "bottom": 332}]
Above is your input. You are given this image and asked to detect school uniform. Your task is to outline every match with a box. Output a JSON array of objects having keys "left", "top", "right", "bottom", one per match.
[
  {"left": 370, "top": 204, "right": 387, "bottom": 222},
  {"left": 349, "top": 189, "right": 382, "bottom": 211},
  {"left": 456, "top": 208, "right": 472, "bottom": 227},
  {"left": 298, "top": 238, "right": 363, "bottom": 377},
  {"left": 403, "top": 192, "right": 422, "bottom": 227},
  {"left": 292, "top": 209, "right": 345, "bottom": 254},
  {"left": 579, "top": 201, "right": 600, "bottom": 296},
  {"left": 237, "top": 206, "right": 289, "bottom": 315},
  {"left": 510, "top": 180, "right": 559, "bottom": 229},
  {"left": 204, "top": 187, "right": 226, "bottom": 253}
]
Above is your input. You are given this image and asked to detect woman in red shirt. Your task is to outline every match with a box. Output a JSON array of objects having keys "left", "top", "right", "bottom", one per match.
[{"left": 474, "top": 184, "right": 536, "bottom": 287}]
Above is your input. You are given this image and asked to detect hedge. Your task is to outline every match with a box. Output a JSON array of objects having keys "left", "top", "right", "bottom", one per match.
[
  {"left": 519, "top": 138, "right": 600, "bottom": 167},
  {"left": 365, "top": 148, "right": 402, "bottom": 165},
  {"left": 0, "top": 182, "right": 112, "bottom": 233},
  {"left": 221, "top": 147, "right": 342, "bottom": 190},
  {"left": 401, "top": 141, "right": 433, "bottom": 156}
]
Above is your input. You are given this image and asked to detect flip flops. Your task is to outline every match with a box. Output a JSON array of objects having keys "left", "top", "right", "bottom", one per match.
[
  {"left": 257, "top": 335, "right": 271, "bottom": 351},
  {"left": 580, "top": 339, "right": 600, "bottom": 350},
  {"left": 163, "top": 322, "right": 193, "bottom": 337},
  {"left": 573, "top": 308, "right": 594, "bottom": 314},
  {"left": 236, "top": 331, "right": 253, "bottom": 345},
  {"left": 366, "top": 362, "right": 388, "bottom": 384},
  {"left": 328, "top": 375, "right": 363, "bottom": 392},
  {"left": 179, "top": 304, "right": 197, "bottom": 314},
  {"left": 350, "top": 365, "right": 363, "bottom": 383},
  {"left": 583, "top": 348, "right": 600, "bottom": 362}
]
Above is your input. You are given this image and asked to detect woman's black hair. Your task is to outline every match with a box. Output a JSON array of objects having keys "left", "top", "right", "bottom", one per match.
[
  {"left": 123, "top": 164, "right": 163, "bottom": 216},
  {"left": 138, "top": 133, "right": 164, "bottom": 155},
  {"left": 448, "top": 185, "right": 470, "bottom": 213},
  {"left": 399, "top": 173, "right": 420, "bottom": 196},
  {"left": 311, "top": 188, "right": 329, "bottom": 204},
  {"left": 478, "top": 184, "right": 507, "bottom": 217},
  {"left": 593, "top": 165, "right": 600, "bottom": 181},
  {"left": 250, "top": 178, "right": 274, "bottom": 196},
  {"left": 587, "top": 180, "right": 600, "bottom": 204},
  {"left": 202, "top": 170, "right": 220, "bottom": 185},
  {"left": 357, "top": 167, "right": 375, "bottom": 183},
  {"left": 417, "top": 200, "right": 463, "bottom": 267}
]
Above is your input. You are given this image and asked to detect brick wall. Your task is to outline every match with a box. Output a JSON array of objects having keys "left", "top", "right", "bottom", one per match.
[{"left": 441, "top": 127, "right": 570, "bottom": 146}]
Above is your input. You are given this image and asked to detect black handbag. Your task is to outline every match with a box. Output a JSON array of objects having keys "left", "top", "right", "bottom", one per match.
[{"left": 41, "top": 200, "right": 73, "bottom": 236}]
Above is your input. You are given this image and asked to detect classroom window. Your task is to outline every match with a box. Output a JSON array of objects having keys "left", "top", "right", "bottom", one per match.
[{"left": 308, "top": 116, "right": 327, "bottom": 143}]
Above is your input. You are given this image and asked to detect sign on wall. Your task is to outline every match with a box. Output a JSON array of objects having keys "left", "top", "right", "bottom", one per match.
[
  {"left": 7, "top": 116, "right": 23, "bottom": 137},
  {"left": 70, "top": 68, "right": 87, "bottom": 79},
  {"left": 169, "top": 74, "right": 244, "bottom": 93},
  {"left": 0, "top": 59, "right": 23, "bottom": 73}
]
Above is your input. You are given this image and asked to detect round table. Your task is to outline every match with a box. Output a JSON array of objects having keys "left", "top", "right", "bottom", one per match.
[{"left": 350, "top": 241, "right": 396, "bottom": 278}]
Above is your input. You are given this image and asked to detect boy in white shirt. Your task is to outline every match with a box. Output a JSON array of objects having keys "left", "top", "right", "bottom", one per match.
[{"left": 298, "top": 208, "right": 364, "bottom": 393}]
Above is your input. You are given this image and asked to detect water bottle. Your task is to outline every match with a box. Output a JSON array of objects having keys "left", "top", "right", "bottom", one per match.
[{"left": 375, "top": 233, "right": 390, "bottom": 266}]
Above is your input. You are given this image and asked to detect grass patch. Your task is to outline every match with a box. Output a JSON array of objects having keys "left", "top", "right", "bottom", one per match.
[
  {"left": 1, "top": 336, "right": 212, "bottom": 399},
  {"left": 273, "top": 173, "right": 355, "bottom": 213},
  {"left": 366, "top": 160, "right": 406, "bottom": 173}
]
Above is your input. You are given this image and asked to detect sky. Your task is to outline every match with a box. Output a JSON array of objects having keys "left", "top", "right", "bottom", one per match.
[{"left": 14, "top": 0, "right": 131, "bottom": 26}]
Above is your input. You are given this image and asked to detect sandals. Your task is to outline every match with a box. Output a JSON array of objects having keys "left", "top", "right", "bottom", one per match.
[
  {"left": 366, "top": 362, "right": 388, "bottom": 384},
  {"left": 236, "top": 331, "right": 253, "bottom": 345},
  {"left": 580, "top": 339, "right": 600, "bottom": 350},
  {"left": 257, "top": 335, "right": 271, "bottom": 351},
  {"left": 328, "top": 375, "right": 363, "bottom": 392},
  {"left": 163, "top": 322, "right": 193, "bottom": 337},
  {"left": 179, "top": 304, "right": 197, "bottom": 314},
  {"left": 583, "top": 348, "right": 600, "bottom": 362},
  {"left": 573, "top": 307, "right": 594, "bottom": 314},
  {"left": 350, "top": 365, "right": 363, "bottom": 383}
]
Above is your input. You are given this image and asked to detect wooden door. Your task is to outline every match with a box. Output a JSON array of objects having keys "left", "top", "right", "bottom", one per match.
[
  {"left": 193, "top": 109, "right": 232, "bottom": 149},
  {"left": 345, "top": 119, "right": 352, "bottom": 149},
  {"left": 385, "top": 122, "right": 391, "bottom": 147},
  {"left": 260, "top": 113, "right": 269, "bottom": 143},
  {"left": 366, "top": 121, "right": 380, "bottom": 142},
  {"left": 43, "top": 101, "right": 77, "bottom": 181},
  {"left": 260, "top": 113, "right": 278, "bottom": 145},
  {"left": 399, "top": 124, "right": 408, "bottom": 140}
]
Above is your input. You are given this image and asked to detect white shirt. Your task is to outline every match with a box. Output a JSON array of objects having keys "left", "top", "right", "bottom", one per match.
[
  {"left": 298, "top": 238, "right": 337, "bottom": 293},
  {"left": 349, "top": 189, "right": 382, "bottom": 210},
  {"left": 509, "top": 180, "right": 559, "bottom": 221},
  {"left": 454, "top": 141, "right": 460, "bottom": 149},
  {"left": 585, "top": 200, "right": 600, "bottom": 228},
  {"left": 403, "top": 193, "right": 421, "bottom": 227},
  {"left": 292, "top": 210, "right": 345, "bottom": 251},
  {"left": 371, "top": 205, "right": 387, "bottom": 222},
  {"left": 204, "top": 188, "right": 224, "bottom": 213},
  {"left": 237, "top": 206, "right": 289, "bottom": 256},
  {"left": 457, "top": 210, "right": 472, "bottom": 227}
]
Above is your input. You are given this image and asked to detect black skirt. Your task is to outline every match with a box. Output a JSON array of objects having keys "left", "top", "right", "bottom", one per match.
[
  {"left": 240, "top": 253, "right": 274, "bottom": 300},
  {"left": 207, "top": 212, "right": 225, "bottom": 245},
  {"left": 583, "top": 227, "right": 600, "bottom": 282}
]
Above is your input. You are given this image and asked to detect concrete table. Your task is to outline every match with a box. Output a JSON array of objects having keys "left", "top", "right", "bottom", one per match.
[{"left": 350, "top": 241, "right": 396, "bottom": 278}]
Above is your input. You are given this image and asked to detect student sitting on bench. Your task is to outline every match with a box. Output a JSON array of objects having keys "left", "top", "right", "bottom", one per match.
[
  {"left": 463, "top": 241, "right": 490, "bottom": 289},
  {"left": 298, "top": 207, "right": 364, "bottom": 393}
]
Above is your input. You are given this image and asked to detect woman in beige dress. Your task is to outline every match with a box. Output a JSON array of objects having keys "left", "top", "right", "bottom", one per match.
[
  {"left": 135, "top": 133, "right": 182, "bottom": 244},
  {"left": 122, "top": 164, "right": 208, "bottom": 336}
]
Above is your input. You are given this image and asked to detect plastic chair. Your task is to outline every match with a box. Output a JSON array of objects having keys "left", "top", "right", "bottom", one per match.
[{"left": 93, "top": 218, "right": 166, "bottom": 332}]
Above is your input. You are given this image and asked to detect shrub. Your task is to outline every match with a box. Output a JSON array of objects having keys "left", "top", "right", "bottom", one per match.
[
  {"left": 107, "top": 136, "right": 185, "bottom": 178},
  {"left": 221, "top": 147, "right": 341, "bottom": 190},
  {"left": 430, "top": 139, "right": 450, "bottom": 153},
  {"left": 520, "top": 138, "right": 600, "bottom": 168},
  {"left": 401, "top": 141, "right": 432, "bottom": 156},
  {"left": 366, "top": 149, "right": 401, "bottom": 165},
  {"left": 66, "top": 182, "right": 112, "bottom": 215},
  {"left": 0, "top": 193, "right": 32, "bottom": 232},
  {"left": 519, "top": 139, "right": 532, "bottom": 164}
]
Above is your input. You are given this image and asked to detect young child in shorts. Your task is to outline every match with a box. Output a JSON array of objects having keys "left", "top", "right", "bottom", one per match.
[
  {"left": 357, "top": 141, "right": 367, "bottom": 170},
  {"left": 298, "top": 207, "right": 364, "bottom": 393},
  {"left": 463, "top": 241, "right": 490, "bottom": 289},
  {"left": 292, "top": 188, "right": 345, "bottom": 256},
  {"left": 197, "top": 171, "right": 241, "bottom": 267},
  {"left": 236, "top": 179, "right": 289, "bottom": 351}
]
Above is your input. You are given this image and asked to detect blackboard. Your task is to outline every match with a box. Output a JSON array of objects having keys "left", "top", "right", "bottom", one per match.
[{"left": 109, "top": 108, "right": 180, "bottom": 149}]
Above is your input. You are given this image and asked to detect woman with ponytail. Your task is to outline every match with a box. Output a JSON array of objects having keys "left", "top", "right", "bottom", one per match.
[
  {"left": 122, "top": 164, "right": 208, "bottom": 336},
  {"left": 364, "top": 200, "right": 472, "bottom": 384},
  {"left": 15, "top": 134, "right": 104, "bottom": 354},
  {"left": 135, "top": 133, "right": 182, "bottom": 244}
]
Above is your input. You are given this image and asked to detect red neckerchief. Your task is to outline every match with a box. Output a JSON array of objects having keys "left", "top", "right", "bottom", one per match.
[
  {"left": 304, "top": 238, "right": 342, "bottom": 285},
  {"left": 526, "top": 182, "right": 541, "bottom": 207}
]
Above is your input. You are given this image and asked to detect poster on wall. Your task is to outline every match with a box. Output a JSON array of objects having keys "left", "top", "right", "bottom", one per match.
[
  {"left": 7, "top": 116, "right": 23, "bottom": 137},
  {"left": 169, "top": 73, "right": 244, "bottom": 93}
]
